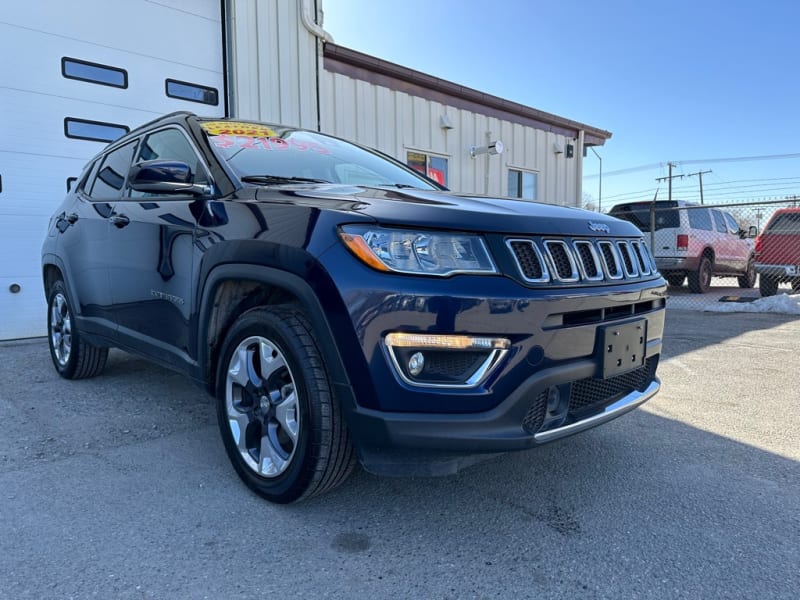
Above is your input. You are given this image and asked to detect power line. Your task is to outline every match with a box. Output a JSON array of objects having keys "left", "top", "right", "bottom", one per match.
[{"left": 584, "top": 152, "right": 800, "bottom": 179}]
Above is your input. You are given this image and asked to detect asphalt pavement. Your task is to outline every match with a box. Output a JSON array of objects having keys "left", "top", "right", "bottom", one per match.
[{"left": 0, "top": 309, "right": 798, "bottom": 600}]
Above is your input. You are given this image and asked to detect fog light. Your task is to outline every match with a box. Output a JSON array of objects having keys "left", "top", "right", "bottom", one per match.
[
  {"left": 546, "top": 386, "right": 561, "bottom": 412},
  {"left": 408, "top": 352, "right": 425, "bottom": 376}
]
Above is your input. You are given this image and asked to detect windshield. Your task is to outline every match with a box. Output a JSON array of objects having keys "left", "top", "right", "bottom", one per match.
[
  {"left": 609, "top": 202, "right": 680, "bottom": 232},
  {"left": 200, "top": 120, "right": 440, "bottom": 190}
]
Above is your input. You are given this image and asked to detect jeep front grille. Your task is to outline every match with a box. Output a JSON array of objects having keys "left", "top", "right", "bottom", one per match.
[{"left": 507, "top": 237, "right": 657, "bottom": 285}]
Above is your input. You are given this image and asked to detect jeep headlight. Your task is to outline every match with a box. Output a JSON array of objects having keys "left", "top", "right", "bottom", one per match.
[{"left": 339, "top": 226, "right": 497, "bottom": 276}]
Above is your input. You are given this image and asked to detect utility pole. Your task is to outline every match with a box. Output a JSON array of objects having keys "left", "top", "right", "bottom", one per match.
[
  {"left": 655, "top": 162, "right": 684, "bottom": 203},
  {"left": 687, "top": 169, "right": 712, "bottom": 204}
]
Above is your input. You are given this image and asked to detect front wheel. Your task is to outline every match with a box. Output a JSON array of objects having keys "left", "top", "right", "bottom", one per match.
[
  {"left": 47, "top": 279, "right": 108, "bottom": 379},
  {"left": 687, "top": 256, "right": 712, "bottom": 294},
  {"left": 738, "top": 258, "right": 756, "bottom": 289},
  {"left": 215, "top": 306, "right": 355, "bottom": 503}
]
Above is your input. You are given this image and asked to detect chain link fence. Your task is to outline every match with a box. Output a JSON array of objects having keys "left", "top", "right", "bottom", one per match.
[{"left": 607, "top": 198, "right": 800, "bottom": 310}]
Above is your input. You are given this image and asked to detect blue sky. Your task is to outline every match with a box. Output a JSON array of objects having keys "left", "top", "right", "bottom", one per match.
[{"left": 324, "top": 0, "right": 800, "bottom": 210}]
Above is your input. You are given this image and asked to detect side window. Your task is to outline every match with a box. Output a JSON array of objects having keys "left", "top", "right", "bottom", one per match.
[
  {"left": 87, "top": 141, "right": 138, "bottom": 200},
  {"left": 711, "top": 210, "right": 727, "bottom": 233},
  {"left": 132, "top": 128, "right": 208, "bottom": 198},
  {"left": 687, "top": 207, "right": 713, "bottom": 231},
  {"left": 723, "top": 212, "right": 740, "bottom": 235}
]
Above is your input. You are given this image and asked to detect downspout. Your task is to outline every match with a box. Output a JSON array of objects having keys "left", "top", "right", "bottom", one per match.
[
  {"left": 301, "top": 0, "right": 334, "bottom": 43},
  {"left": 300, "top": 0, "right": 334, "bottom": 131}
]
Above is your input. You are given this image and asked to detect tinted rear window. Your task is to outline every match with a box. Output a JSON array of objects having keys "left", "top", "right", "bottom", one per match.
[
  {"left": 687, "top": 207, "right": 713, "bottom": 230},
  {"left": 766, "top": 212, "right": 800, "bottom": 234},
  {"left": 609, "top": 202, "right": 679, "bottom": 232}
]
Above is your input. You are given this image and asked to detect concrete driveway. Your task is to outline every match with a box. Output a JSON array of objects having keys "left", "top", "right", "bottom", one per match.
[{"left": 1, "top": 310, "right": 798, "bottom": 599}]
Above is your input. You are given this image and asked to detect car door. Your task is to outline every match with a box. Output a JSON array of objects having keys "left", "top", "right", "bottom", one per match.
[
  {"left": 106, "top": 126, "right": 212, "bottom": 368},
  {"left": 723, "top": 211, "right": 750, "bottom": 272},
  {"left": 56, "top": 141, "right": 138, "bottom": 337},
  {"left": 711, "top": 209, "right": 734, "bottom": 272}
]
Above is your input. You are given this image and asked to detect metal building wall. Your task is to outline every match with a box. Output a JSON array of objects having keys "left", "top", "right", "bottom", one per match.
[
  {"left": 320, "top": 69, "right": 582, "bottom": 205},
  {"left": 226, "top": 0, "right": 320, "bottom": 128}
]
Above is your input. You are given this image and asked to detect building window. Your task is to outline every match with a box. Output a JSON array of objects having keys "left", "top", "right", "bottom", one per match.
[
  {"left": 508, "top": 169, "right": 538, "bottom": 201},
  {"left": 62, "top": 57, "right": 127, "bottom": 88},
  {"left": 407, "top": 151, "right": 448, "bottom": 186},
  {"left": 165, "top": 79, "right": 219, "bottom": 105},
  {"left": 64, "top": 118, "right": 129, "bottom": 143}
]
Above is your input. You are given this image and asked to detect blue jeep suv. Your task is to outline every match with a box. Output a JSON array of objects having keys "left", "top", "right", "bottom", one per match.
[{"left": 42, "top": 112, "right": 667, "bottom": 503}]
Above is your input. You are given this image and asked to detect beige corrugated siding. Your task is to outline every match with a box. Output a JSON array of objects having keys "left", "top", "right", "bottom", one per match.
[
  {"left": 320, "top": 69, "right": 580, "bottom": 204},
  {"left": 226, "top": 0, "right": 319, "bottom": 129}
]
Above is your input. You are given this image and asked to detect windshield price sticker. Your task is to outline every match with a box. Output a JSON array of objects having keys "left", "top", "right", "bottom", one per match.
[
  {"left": 211, "top": 134, "right": 330, "bottom": 154},
  {"left": 201, "top": 121, "right": 278, "bottom": 138}
]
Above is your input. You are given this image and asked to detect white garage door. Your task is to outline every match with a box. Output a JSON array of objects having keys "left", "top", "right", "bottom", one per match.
[{"left": 0, "top": 0, "right": 225, "bottom": 340}]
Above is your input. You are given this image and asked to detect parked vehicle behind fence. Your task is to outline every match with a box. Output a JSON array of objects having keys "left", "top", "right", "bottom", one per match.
[
  {"left": 609, "top": 200, "right": 756, "bottom": 293},
  {"left": 755, "top": 207, "right": 800, "bottom": 296}
]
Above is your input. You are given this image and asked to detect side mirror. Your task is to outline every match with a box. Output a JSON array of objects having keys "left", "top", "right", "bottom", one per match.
[
  {"left": 129, "top": 160, "right": 210, "bottom": 196},
  {"left": 748, "top": 225, "right": 757, "bottom": 238}
]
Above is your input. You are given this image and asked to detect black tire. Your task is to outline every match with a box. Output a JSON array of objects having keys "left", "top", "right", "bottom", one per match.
[
  {"left": 664, "top": 272, "right": 686, "bottom": 287},
  {"left": 47, "top": 279, "right": 108, "bottom": 379},
  {"left": 792, "top": 280, "right": 800, "bottom": 293},
  {"left": 687, "top": 256, "right": 712, "bottom": 294},
  {"left": 215, "top": 305, "right": 355, "bottom": 504},
  {"left": 738, "top": 257, "right": 756, "bottom": 289},
  {"left": 759, "top": 276, "right": 779, "bottom": 297}
]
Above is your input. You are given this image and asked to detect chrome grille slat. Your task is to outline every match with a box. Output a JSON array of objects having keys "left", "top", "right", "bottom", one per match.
[
  {"left": 543, "top": 240, "right": 579, "bottom": 282},
  {"left": 508, "top": 237, "right": 657, "bottom": 285}
]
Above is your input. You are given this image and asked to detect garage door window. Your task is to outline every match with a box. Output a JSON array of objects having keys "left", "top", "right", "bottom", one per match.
[
  {"left": 64, "top": 118, "right": 129, "bottom": 143},
  {"left": 62, "top": 57, "right": 128, "bottom": 88},
  {"left": 165, "top": 79, "right": 219, "bottom": 106}
]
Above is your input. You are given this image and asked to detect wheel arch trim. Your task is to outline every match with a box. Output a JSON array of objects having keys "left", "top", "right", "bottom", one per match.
[{"left": 197, "top": 264, "right": 353, "bottom": 400}]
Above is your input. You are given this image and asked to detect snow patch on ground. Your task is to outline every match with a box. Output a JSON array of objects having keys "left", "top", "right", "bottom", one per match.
[{"left": 704, "top": 293, "right": 800, "bottom": 315}]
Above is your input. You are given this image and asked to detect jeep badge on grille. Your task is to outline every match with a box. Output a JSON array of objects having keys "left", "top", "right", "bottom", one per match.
[{"left": 588, "top": 222, "right": 610, "bottom": 233}]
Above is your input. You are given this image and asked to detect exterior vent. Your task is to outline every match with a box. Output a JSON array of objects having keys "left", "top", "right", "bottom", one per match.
[{"left": 630, "top": 241, "right": 651, "bottom": 275}]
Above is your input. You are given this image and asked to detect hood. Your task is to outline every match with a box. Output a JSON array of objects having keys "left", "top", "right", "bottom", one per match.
[{"left": 250, "top": 184, "right": 642, "bottom": 238}]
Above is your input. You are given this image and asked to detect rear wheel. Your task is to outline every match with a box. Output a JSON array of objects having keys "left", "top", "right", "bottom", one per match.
[
  {"left": 47, "top": 279, "right": 108, "bottom": 379},
  {"left": 738, "top": 257, "right": 756, "bottom": 289},
  {"left": 215, "top": 306, "right": 355, "bottom": 503},
  {"left": 759, "top": 276, "right": 779, "bottom": 297},
  {"left": 687, "top": 256, "right": 712, "bottom": 294},
  {"left": 792, "top": 280, "right": 800, "bottom": 293},
  {"left": 664, "top": 272, "right": 686, "bottom": 287}
]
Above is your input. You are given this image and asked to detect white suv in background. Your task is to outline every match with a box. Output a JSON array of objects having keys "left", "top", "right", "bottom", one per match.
[{"left": 609, "top": 200, "right": 756, "bottom": 293}]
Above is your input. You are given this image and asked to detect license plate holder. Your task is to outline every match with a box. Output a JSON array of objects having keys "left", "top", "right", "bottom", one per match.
[{"left": 599, "top": 319, "right": 647, "bottom": 379}]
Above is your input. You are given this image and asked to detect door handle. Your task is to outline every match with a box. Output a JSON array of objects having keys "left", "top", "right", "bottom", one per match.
[
  {"left": 66, "top": 212, "right": 78, "bottom": 224},
  {"left": 110, "top": 214, "right": 130, "bottom": 228}
]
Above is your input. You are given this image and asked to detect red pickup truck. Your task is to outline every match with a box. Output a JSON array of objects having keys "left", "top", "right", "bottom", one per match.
[{"left": 755, "top": 207, "right": 800, "bottom": 296}]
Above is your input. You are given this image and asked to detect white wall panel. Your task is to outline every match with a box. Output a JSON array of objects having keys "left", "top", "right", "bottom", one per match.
[{"left": 0, "top": 0, "right": 224, "bottom": 339}]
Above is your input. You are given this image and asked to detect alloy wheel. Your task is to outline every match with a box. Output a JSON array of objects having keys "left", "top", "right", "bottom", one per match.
[{"left": 224, "top": 336, "right": 300, "bottom": 477}]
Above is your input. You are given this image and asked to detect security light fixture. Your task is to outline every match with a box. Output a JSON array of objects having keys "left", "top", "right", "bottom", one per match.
[{"left": 469, "top": 140, "right": 504, "bottom": 158}]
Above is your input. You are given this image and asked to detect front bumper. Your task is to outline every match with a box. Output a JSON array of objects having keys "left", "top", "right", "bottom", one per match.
[{"left": 347, "top": 348, "right": 661, "bottom": 475}]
